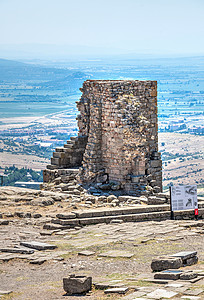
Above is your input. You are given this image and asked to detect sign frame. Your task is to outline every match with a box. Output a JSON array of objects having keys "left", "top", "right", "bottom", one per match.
[{"left": 169, "top": 185, "right": 198, "bottom": 220}]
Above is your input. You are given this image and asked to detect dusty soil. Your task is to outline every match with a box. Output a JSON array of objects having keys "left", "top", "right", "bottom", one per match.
[{"left": 159, "top": 132, "right": 204, "bottom": 191}]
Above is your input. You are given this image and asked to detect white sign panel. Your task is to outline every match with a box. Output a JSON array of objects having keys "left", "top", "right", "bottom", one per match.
[{"left": 170, "top": 185, "right": 197, "bottom": 211}]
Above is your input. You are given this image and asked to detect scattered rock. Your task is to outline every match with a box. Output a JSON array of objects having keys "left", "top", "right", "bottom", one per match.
[
  {"left": 104, "top": 287, "right": 129, "bottom": 294},
  {"left": 146, "top": 288, "right": 178, "bottom": 299},
  {"left": 183, "top": 288, "right": 204, "bottom": 296},
  {"left": 20, "top": 241, "right": 57, "bottom": 251},
  {"left": 0, "top": 290, "right": 13, "bottom": 295},
  {"left": 99, "top": 250, "right": 134, "bottom": 258},
  {"left": 0, "top": 247, "right": 34, "bottom": 254},
  {"left": 63, "top": 275, "right": 92, "bottom": 294},
  {"left": 33, "top": 214, "right": 42, "bottom": 218},
  {"left": 0, "top": 220, "right": 9, "bottom": 225},
  {"left": 170, "top": 251, "right": 198, "bottom": 266},
  {"left": 151, "top": 256, "right": 183, "bottom": 272},
  {"left": 78, "top": 250, "right": 95, "bottom": 256},
  {"left": 56, "top": 213, "right": 76, "bottom": 219},
  {"left": 180, "top": 271, "right": 197, "bottom": 280},
  {"left": 30, "top": 258, "right": 47, "bottom": 265},
  {"left": 154, "top": 270, "right": 182, "bottom": 280}
]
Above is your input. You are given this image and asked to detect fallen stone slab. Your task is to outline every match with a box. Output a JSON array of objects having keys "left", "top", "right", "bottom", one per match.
[
  {"left": 0, "top": 247, "right": 34, "bottom": 254},
  {"left": 169, "top": 251, "right": 198, "bottom": 266},
  {"left": 180, "top": 271, "right": 197, "bottom": 280},
  {"left": 78, "top": 250, "right": 95, "bottom": 256},
  {"left": 166, "top": 283, "right": 184, "bottom": 288},
  {"left": 63, "top": 275, "right": 92, "bottom": 294},
  {"left": 154, "top": 270, "right": 182, "bottom": 280},
  {"left": 146, "top": 288, "right": 178, "bottom": 299},
  {"left": 99, "top": 250, "right": 134, "bottom": 258},
  {"left": 0, "top": 254, "right": 20, "bottom": 261},
  {"left": 39, "top": 231, "right": 53, "bottom": 236},
  {"left": 186, "top": 277, "right": 204, "bottom": 283},
  {"left": 52, "top": 219, "right": 79, "bottom": 226},
  {"left": 0, "top": 220, "right": 9, "bottom": 225},
  {"left": 151, "top": 256, "right": 183, "bottom": 271},
  {"left": 183, "top": 288, "right": 204, "bottom": 296},
  {"left": 120, "top": 290, "right": 147, "bottom": 299},
  {"left": 141, "top": 238, "right": 155, "bottom": 243},
  {"left": 181, "top": 296, "right": 201, "bottom": 300},
  {"left": 56, "top": 213, "right": 76, "bottom": 219},
  {"left": 43, "top": 223, "right": 71, "bottom": 230},
  {"left": 94, "top": 282, "right": 124, "bottom": 289},
  {"left": 170, "top": 251, "right": 197, "bottom": 260},
  {"left": 186, "top": 256, "right": 198, "bottom": 266},
  {"left": 20, "top": 241, "right": 57, "bottom": 251},
  {"left": 143, "top": 278, "right": 169, "bottom": 284},
  {"left": 0, "top": 290, "right": 13, "bottom": 295},
  {"left": 104, "top": 287, "right": 129, "bottom": 294},
  {"left": 30, "top": 258, "right": 47, "bottom": 265}
]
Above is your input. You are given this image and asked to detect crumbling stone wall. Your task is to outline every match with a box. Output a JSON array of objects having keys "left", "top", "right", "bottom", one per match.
[
  {"left": 44, "top": 80, "right": 162, "bottom": 195},
  {"left": 77, "top": 80, "right": 162, "bottom": 194}
]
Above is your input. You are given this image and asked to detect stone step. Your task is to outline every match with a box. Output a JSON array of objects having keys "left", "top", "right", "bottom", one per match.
[
  {"left": 174, "top": 208, "right": 204, "bottom": 220},
  {"left": 51, "top": 211, "right": 171, "bottom": 226},
  {"left": 57, "top": 168, "right": 79, "bottom": 175},
  {"left": 46, "top": 165, "right": 57, "bottom": 170},
  {"left": 54, "top": 203, "right": 204, "bottom": 221},
  {"left": 66, "top": 140, "right": 75, "bottom": 145},
  {"left": 44, "top": 206, "right": 204, "bottom": 229},
  {"left": 53, "top": 152, "right": 62, "bottom": 158},
  {"left": 73, "top": 204, "right": 170, "bottom": 219},
  {"left": 51, "top": 157, "right": 60, "bottom": 165},
  {"left": 64, "top": 144, "right": 74, "bottom": 149},
  {"left": 55, "top": 147, "right": 65, "bottom": 152}
]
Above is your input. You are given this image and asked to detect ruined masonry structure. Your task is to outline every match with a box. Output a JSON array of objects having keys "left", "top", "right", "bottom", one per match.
[{"left": 43, "top": 80, "right": 162, "bottom": 195}]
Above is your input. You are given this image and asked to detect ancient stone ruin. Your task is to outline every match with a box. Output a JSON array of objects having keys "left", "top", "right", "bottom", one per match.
[{"left": 43, "top": 80, "right": 162, "bottom": 196}]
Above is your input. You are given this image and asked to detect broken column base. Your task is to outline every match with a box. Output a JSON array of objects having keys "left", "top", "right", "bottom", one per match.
[{"left": 63, "top": 275, "right": 92, "bottom": 294}]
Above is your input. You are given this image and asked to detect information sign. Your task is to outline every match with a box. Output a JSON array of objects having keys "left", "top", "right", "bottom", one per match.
[{"left": 170, "top": 185, "right": 197, "bottom": 212}]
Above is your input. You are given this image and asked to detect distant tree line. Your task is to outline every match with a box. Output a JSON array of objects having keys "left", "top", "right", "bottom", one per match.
[{"left": 2, "top": 166, "right": 43, "bottom": 186}]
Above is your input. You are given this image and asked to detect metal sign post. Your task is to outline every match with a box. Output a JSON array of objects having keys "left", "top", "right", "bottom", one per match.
[
  {"left": 169, "top": 186, "right": 174, "bottom": 220},
  {"left": 0, "top": 175, "right": 3, "bottom": 186}
]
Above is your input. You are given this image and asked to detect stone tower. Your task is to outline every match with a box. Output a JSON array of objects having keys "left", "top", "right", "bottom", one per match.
[{"left": 43, "top": 80, "right": 162, "bottom": 195}]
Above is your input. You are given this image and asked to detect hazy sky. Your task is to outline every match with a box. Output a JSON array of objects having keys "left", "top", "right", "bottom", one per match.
[{"left": 0, "top": 0, "right": 204, "bottom": 57}]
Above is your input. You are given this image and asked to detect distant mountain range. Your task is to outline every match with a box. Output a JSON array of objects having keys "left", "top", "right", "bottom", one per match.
[{"left": 0, "top": 58, "right": 89, "bottom": 88}]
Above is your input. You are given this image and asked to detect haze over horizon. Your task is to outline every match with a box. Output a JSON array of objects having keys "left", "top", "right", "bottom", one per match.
[{"left": 0, "top": 0, "right": 204, "bottom": 60}]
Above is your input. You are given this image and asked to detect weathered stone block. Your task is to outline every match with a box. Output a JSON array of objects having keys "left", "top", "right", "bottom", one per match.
[
  {"left": 180, "top": 271, "right": 197, "bottom": 280},
  {"left": 63, "top": 275, "right": 92, "bottom": 294},
  {"left": 154, "top": 270, "right": 182, "bottom": 280},
  {"left": 186, "top": 256, "right": 198, "bottom": 266},
  {"left": 151, "top": 256, "right": 183, "bottom": 272}
]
